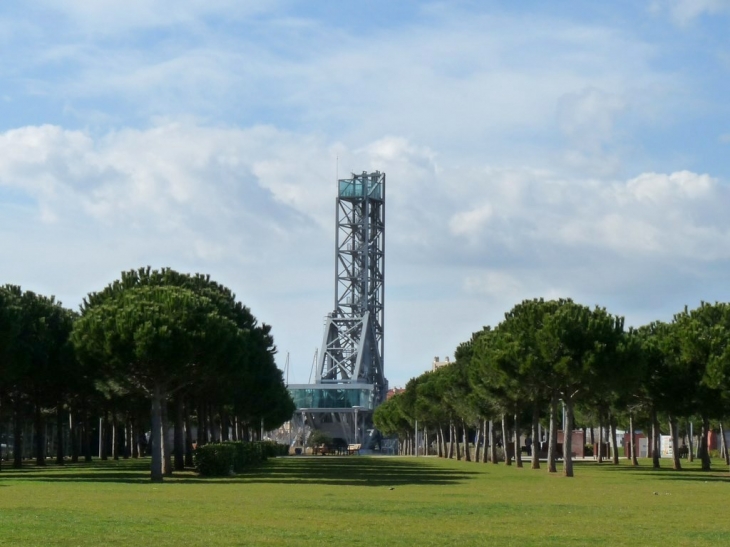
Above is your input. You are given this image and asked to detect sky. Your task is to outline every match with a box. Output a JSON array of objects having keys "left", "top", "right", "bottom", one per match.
[{"left": 1, "top": 0, "right": 729, "bottom": 388}]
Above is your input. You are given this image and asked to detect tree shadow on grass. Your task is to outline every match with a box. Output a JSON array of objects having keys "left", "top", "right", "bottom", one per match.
[
  {"left": 576, "top": 461, "right": 730, "bottom": 483},
  {"left": 235, "top": 457, "right": 479, "bottom": 487},
  {"left": 0, "top": 457, "right": 478, "bottom": 486},
  {"left": 0, "top": 461, "right": 154, "bottom": 484}
]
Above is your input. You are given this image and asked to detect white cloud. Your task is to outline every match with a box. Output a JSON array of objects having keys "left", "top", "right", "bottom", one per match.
[
  {"left": 557, "top": 87, "right": 626, "bottom": 143},
  {"left": 0, "top": 122, "right": 329, "bottom": 253},
  {"left": 556, "top": 87, "right": 627, "bottom": 175},
  {"left": 449, "top": 204, "right": 494, "bottom": 237},
  {"left": 448, "top": 168, "right": 729, "bottom": 260},
  {"left": 650, "top": 0, "right": 730, "bottom": 24},
  {"left": 464, "top": 270, "right": 523, "bottom": 298},
  {"left": 1, "top": 5, "right": 678, "bottom": 170},
  {"left": 622, "top": 170, "right": 714, "bottom": 201},
  {"left": 32, "top": 0, "right": 277, "bottom": 33},
  {"left": 1, "top": 121, "right": 730, "bottom": 385},
  {"left": 0, "top": 1, "right": 728, "bottom": 386}
]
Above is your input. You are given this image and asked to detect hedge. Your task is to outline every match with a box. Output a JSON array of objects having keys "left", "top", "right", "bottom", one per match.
[{"left": 194, "top": 441, "right": 288, "bottom": 476}]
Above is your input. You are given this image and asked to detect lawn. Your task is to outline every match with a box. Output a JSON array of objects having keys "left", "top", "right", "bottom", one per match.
[{"left": 0, "top": 456, "right": 728, "bottom": 546}]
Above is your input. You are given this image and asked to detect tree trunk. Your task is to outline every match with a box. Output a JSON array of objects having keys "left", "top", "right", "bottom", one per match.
[
  {"left": 699, "top": 415, "right": 711, "bottom": 471},
  {"left": 563, "top": 399, "right": 575, "bottom": 477},
  {"left": 447, "top": 421, "right": 454, "bottom": 459},
  {"left": 150, "top": 385, "right": 164, "bottom": 482},
  {"left": 124, "top": 419, "right": 132, "bottom": 458},
  {"left": 100, "top": 412, "right": 108, "bottom": 461},
  {"left": 161, "top": 396, "right": 172, "bottom": 476},
  {"left": 502, "top": 414, "right": 511, "bottom": 466},
  {"left": 454, "top": 422, "right": 462, "bottom": 461},
  {"left": 547, "top": 394, "right": 558, "bottom": 473},
  {"left": 720, "top": 423, "right": 730, "bottom": 466},
  {"left": 185, "top": 406, "right": 194, "bottom": 468},
  {"left": 34, "top": 404, "right": 46, "bottom": 466},
  {"left": 488, "top": 419, "right": 497, "bottom": 464},
  {"left": 687, "top": 421, "right": 694, "bottom": 462},
  {"left": 597, "top": 417, "right": 604, "bottom": 464},
  {"left": 174, "top": 396, "right": 185, "bottom": 471},
  {"left": 13, "top": 405, "right": 23, "bottom": 469},
  {"left": 481, "top": 420, "right": 489, "bottom": 463},
  {"left": 668, "top": 415, "right": 682, "bottom": 471},
  {"left": 112, "top": 413, "right": 119, "bottom": 461},
  {"left": 531, "top": 405, "right": 540, "bottom": 470},
  {"left": 209, "top": 404, "right": 219, "bottom": 443},
  {"left": 629, "top": 413, "right": 638, "bottom": 466},
  {"left": 83, "top": 408, "right": 92, "bottom": 462},
  {"left": 221, "top": 409, "right": 230, "bottom": 442},
  {"left": 196, "top": 402, "right": 206, "bottom": 446},
  {"left": 610, "top": 417, "right": 619, "bottom": 465},
  {"left": 651, "top": 408, "right": 660, "bottom": 469},
  {"left": 131, "top": 420, "right": 139, "bottom": 458},
  {"left": 474, "top": 421, "right": 482, "bottom": 463},
  {"left": 436, "top": 424, "right": 446, "bottom": 458},
  {"left": 69, "top": 410, "right": 79, "bottom": 463},
  {"left": 514, "top": 412, "right": 523, "bottom": 468},
  {"left": 56, "top": 405, "right": 65, "bottom": 465},
  {"left": 462, "top": 420, "right": 471, "bottom": 462},
  {"left": 46, "top": 421, "right": 52, "bottom": 463},
  {"left": 26, "top": 422, "right": 33, "bottom": 460}
]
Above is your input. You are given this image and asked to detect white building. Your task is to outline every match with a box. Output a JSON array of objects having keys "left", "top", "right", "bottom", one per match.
[{"left": 432, "top": 356, "right": 451, "bottom": 371}]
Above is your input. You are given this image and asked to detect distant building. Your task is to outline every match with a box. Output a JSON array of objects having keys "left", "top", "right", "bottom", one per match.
[
  {"left": 432, "top": 356, "right": 451, "bottom": 371},
  {"left": 386, "top": 388, "right": 405, "bottom": 400}
]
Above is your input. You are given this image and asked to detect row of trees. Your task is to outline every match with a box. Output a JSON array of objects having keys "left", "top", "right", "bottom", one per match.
[
  {"left": 375, "top": 298, "right": 730, "bottom": 477},
  {"left": 0, "top": 267, "right": 294, "bottom": 481}
]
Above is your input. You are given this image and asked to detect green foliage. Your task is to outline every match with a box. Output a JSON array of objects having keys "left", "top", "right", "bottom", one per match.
[
  {"left": 373, "top": 394, "right": 412, "bottom": 437},
  {"left": 307, "top": 430, "right": 333, "bottom": 447},
  {"left": 71, "top": 268, "right": 293, "bottom": 480},
  {"left": 73, "top": 284, "right": 242, "bottom": 393}
]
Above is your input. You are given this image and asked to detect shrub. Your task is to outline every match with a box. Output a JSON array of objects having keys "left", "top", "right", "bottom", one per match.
[
  {"left": 194, "top": 443, "right": 238, "bottom": 477},
  {"left": 194, "top": 441, "right": 289, "bottom": 476},
  {"left": 258, "top": 440, "right": 289, "bottom": 457}
]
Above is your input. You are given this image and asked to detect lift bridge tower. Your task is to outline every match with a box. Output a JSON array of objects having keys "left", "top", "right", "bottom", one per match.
[
  {"left": 288, "top": 171, "right": 387, "bottom": 448},
  {"left": 318, "top": 171, "right": 386, "bottom": 399}
]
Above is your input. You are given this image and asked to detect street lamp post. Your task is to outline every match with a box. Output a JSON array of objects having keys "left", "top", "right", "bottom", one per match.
[{"left": 352, "top": 406, "right": 365, "bottom": 446}]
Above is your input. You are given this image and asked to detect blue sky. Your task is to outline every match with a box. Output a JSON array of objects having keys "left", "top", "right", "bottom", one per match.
[{"left": 1, "top": 0, "right": 729, "bottom": 386}]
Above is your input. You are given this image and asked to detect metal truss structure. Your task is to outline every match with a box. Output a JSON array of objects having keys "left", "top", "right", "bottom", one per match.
[{"left": 316, "top": 171, "right": 387, "bottom": 404}]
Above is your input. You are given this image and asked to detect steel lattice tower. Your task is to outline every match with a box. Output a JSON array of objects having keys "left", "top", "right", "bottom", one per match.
[{"left": 317, "top": 171, "right": 387, "bottom": 404}]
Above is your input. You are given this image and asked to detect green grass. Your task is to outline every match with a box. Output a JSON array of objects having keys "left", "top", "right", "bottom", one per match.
[{"left": 0, "top": 456, "right": 729, "bottom": 546}]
